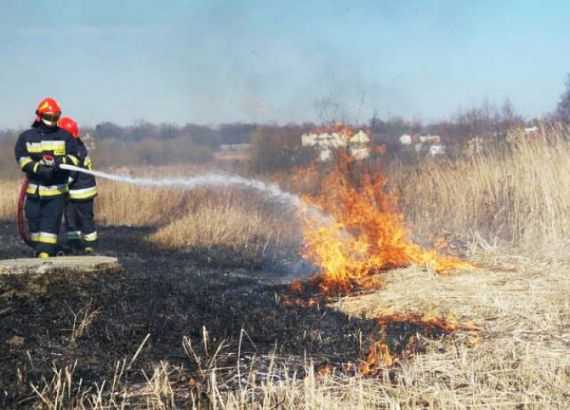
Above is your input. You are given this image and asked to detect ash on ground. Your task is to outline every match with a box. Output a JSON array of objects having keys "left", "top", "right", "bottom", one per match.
[{"left": 0, "top": 221, "right": 459, "bottom": 407}]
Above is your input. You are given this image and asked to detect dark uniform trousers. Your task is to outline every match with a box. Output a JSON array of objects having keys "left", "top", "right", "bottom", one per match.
[
  {"left": 25, "top": 196, "right": 66, "bottom": 255},
  {"left": 65, "top": 199, "right": 97, "bottom": 250},
  {"left": 64, "top": 138, "right": 97, "bottom": 251}
]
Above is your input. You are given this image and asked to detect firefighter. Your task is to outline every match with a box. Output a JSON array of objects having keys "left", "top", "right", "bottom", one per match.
[
  {"left": 14, "top": 98, "right": 79, "bottom": 258},
  {"left": 59, "top": 117, "right": 98, "bottom": 254}
]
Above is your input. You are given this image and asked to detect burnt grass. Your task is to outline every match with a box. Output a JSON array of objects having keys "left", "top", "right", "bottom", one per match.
[{"left": 0, "top": 220, "right": 445, "bottom": 407}]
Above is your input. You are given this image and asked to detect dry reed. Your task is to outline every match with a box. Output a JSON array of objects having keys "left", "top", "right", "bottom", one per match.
[
  {"left": 395, "top": 124, "right": 570, "bottom": 257},
  {"left": 3, "top": 127, "right": 570, "bottom": 408}
]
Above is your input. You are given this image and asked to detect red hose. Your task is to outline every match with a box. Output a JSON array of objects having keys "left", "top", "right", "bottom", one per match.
[{"left": 17, "top": 176, "right": 34, "bottom": 247}]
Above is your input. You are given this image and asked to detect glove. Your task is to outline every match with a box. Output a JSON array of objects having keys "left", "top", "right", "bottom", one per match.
[
  {"left": 35, "top": 164, "right": 54, "bottom": 179},
  {"left": 41, "top": 155, "right": 65, "bottom": 171},
  {"left": 84, "top": 157, "right": 94, "bottom": 170}
]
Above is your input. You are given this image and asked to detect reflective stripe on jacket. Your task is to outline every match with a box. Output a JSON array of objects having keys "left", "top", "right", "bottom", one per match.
[
  {"left": 15, "top": 123, "right": 79, "bottom": 199},
  {"left": 68, "top": 139, "right": 97, "bottom": 202}
]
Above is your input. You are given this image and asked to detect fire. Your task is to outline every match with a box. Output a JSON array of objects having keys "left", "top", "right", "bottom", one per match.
[
  {"left": 284, "top": 133, "right": 478, "bottom": 376},
  {"left": 376, "top": 312, "right": 479, "bottom": 333},
  {"left": 359, "top": 342, "right": 395, "bottom": 374},
  {"left": 359, "top": 313, "right": 479, "bottom": 375},
  {"left": 299, "top": 150, "right": 473, "bottom": 295}
]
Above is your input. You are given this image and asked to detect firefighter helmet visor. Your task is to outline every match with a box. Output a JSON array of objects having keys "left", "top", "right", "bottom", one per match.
[{"left": 40, "top": 112, "right": 61, "bottom": 127}]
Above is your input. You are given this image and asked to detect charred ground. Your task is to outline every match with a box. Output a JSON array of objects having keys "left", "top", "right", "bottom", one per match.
[{"left": 0, "top": 220, "right": 392, "bottom": 407}]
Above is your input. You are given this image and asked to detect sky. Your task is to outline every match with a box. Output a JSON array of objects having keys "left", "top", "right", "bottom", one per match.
[{"left": 1, "top": 0, "right": 570, "bottom": 128}]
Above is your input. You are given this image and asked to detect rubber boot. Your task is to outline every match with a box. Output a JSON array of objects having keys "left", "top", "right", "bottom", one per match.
[{"left": 83, "top": 246, "right": 96, "bottom": 255}]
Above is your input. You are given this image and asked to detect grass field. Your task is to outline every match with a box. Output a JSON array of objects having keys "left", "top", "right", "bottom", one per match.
[{"left": 0, "top": 127, "right": 569, "bottom": 408}]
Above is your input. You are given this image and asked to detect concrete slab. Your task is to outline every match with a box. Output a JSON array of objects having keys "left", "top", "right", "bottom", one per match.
[{"left": 0, "top": 256, "right": 121, "bottom": 276}]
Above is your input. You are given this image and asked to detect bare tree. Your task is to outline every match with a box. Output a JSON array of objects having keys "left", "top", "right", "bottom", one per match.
[{"left": 555, "top": 73, "right": 570, "bottom": 124}]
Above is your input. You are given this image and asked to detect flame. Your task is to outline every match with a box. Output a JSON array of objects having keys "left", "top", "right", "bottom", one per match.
[
  {"left": 285, "top": 134, "right": 478, "bottom": 376},
  {"left": 376, "top": 312, "right": 479, "bottom": 333},
  {"left": 281, "top": 292, "right": 319, "bottom": 308},
  {"left": 359, "top": 312, "right": 479, "bottom": 375},
  {"left": 299, "top": 150, "right": 474, "bottom": 295},
  {"left": 359, "top": 342, "right": 395, "bottom": 374}
]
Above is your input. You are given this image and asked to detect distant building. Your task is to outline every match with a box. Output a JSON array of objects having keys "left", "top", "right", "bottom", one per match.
[
  {"left": 399, "top": 134, "right": 413, "bottom": 145},
  {"left": 301, "top": 129, "right": 371, "bottom": 161},
  {"left": 429, "top": 144, "right": 446, "bottom": 156},
  {"left": 349, "top": 147, "right": 370, "bottom": 160},
  {"left": 349, "top": 130, "right": 370, "bottom": 145},
  {"left": 419, "top": 135, "right": 440, "bottom": 144},
  {"left": 401, "top": 133, "right": 446, "bottom": 156}
]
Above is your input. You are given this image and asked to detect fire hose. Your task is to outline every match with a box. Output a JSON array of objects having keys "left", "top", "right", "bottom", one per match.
[{"left": 17, "top": 175, "right": 34, "bottom": 247}]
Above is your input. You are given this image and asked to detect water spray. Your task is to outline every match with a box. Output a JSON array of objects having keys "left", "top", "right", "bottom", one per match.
[
  {"left": 17, "top": 164, "right": 333, "bottom": 248},
  {"left": 60, "top": 164, "right": 303, "bottom": 209}
]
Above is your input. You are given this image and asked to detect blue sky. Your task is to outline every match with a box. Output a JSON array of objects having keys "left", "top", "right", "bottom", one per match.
[{"left": 1, "top": 0, "right": 569, "bottom": 128}]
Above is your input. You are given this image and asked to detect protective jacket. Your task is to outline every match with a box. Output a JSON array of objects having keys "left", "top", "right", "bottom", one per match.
[
  {"left": 68, "top": 138, "right": 97, "bottom": 201},
  {"left": 15, "top": 123, "right": 79, "bottom": 198}
]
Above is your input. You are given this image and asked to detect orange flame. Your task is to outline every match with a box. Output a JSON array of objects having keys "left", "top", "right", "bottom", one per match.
[
  {"left": 359, "top": 342, "right": 395, "bottom": 374},
  {"left": 287, "top": 136, "right": 478, "bottom": 376},
  {"left": 376, "top": 312, "right": 479, "bottom": 333},
  {"left": 299, "top": 150, "right": 473, "bottom": 295},
  {"left": 359, "top": 312, "right": 479, "bottom": 374}
]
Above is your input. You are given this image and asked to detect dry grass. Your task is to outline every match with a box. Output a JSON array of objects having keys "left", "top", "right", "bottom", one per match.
[
  {"left": 395, "top": 124, "right": 570, "bottom": 257},
  {"left": 151, "top": 204, "right": 275, "bottom": 248},
  {"left": 3, "top": 127, "right": 570, "bottom": 408},
  {"left": 96, "top": 178, "right": 300, "bottom": 260},
  {"left": 0, "top": 179, "right": 18, "bottom": 220},
  {"left": 334, "top": 250, "right": 570, "bottom": 408},
  {"left": 68, "top": 301, "right": 100, "bottom": 346}
]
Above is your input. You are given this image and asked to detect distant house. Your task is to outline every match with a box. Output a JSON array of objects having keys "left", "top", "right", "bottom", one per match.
[
  {"left": 429, "top": 144, "right": 446, "bottom": 156},
  {"left": 301, "top": 129, "right": 371, "bottom": 161},
  {"left": 401, "top": 133, "right": 446, "bottom": 156},
  {"left": 301, "top": 133, "right": 318, "bottom": 146},
  {"left": 349, "top": 130, "right": 370, "bottom": 145},
  {"left": 399, "top": 134, "right": 412, "bottom": 145},
  {"left": 524, "top": 126, "right": 538, "bottom": 134},
  {"left": 399, "top": 134, "right": 423, "bottom": 145},
  {"left": 419, "top": 135, "right": 440, "bottom": 144}
]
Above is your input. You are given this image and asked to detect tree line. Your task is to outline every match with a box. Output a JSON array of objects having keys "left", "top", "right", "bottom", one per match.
[{"left": 1, "top": 72, "right": 569, "bottom": 175}]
